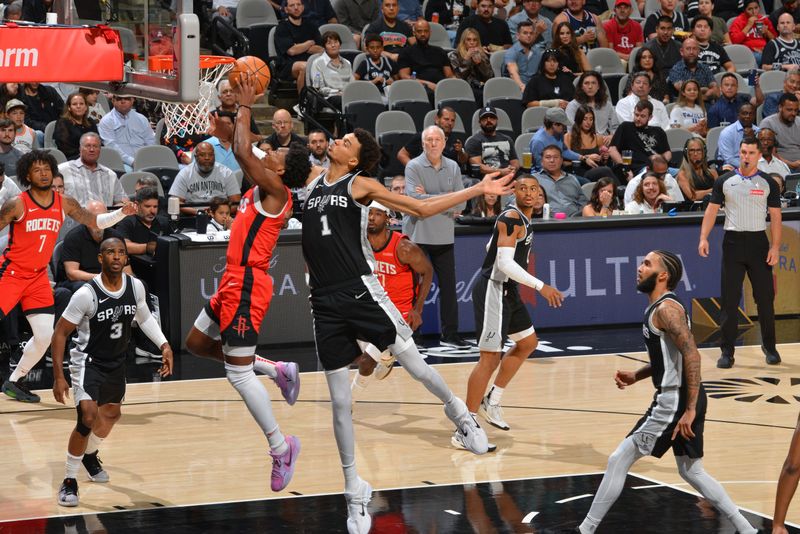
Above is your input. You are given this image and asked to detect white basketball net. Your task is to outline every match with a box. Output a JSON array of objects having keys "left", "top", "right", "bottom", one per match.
[{"left": 160, "top": 59, "right": 235, "bottom": 139}]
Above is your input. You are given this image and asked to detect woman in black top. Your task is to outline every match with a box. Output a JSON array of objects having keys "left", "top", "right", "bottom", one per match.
[
  {"left": 553, "top": 23, "right": 590, "bottom": 75},
  {"left": 522, "top": 49, "right": 576, "bottom": 108},
  {"left": 54, "top": 92, "right": 98, "bottom": 160},
  {"left": 564, "top": 105, "right": 617, "bottom": 183},
  {"left": 624, "top": 48, "right": 669, "bottom": 103}
]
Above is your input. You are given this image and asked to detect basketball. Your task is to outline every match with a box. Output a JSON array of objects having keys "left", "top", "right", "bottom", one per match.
[{"left": 229, "top": 56, "right": 271, "bottom": 94}]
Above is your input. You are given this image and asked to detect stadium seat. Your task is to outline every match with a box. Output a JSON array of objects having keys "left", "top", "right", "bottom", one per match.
[
  {"left": 45, "top": 147, "right": 67, "bottom": 165},
  {"left": 98, "top": 147, "right": 127, "bottom": 177},
  {"left": 490, "top": 50, "right": 505, "bottom": 78},
  {"left": 134, "top": 145, "right": 180, "bottom": 171},
  {"left": 388, "top": 79, "right": 433, "bottom": 132},
  {"left": 428, "top": 22, "right": 453, "bottom": 50},
  {"left": 483, "top": 77, "right": 523, "bottom": 137},
  {"left": 759, "top": 69, "right": 786, "bottom": 94},
  {"left": 587, "top": 48, "right": 625, "bottom": 74},
  {"left": 706, "top": 125, "right": 724, "bottom": 162},
  {"left": 120, "top": 171, "right": 163, "bottom": 196},
  {"left": 724, "top": 44, "right": 757, "bottom": 74},
  {"left": 435, "top": 78, "right": 477, "bottom": 135},
  {"left": 423, "top": 109, "right": 466, "bottom": 135},
  {"left": 43, "top": 121, "right": 56, "bottom": 149},
  {"left": 342, "top": 81, "right": 386, "bottom": 135},
  {"left": 514, "top": 133, "right": 534, "bottom": 168},
  {"left": 521, "top": 107, "right": 548, "bottom": 132},
  {"left": 375, "top": 110, "right": 416, "bottom": 177}
]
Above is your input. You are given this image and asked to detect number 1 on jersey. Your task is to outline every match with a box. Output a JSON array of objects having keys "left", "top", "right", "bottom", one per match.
[{"left": 320, "top": 214, "right": 332, "bottom": 236}]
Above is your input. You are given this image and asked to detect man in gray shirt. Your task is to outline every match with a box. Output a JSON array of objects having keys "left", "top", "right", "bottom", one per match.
[
  {"left": 0, "top": 119, "right": 22, "bottom": 178},
  {"left": 534, "top": 144, "right": 588, "bottom": 217},
  {"left": 168, "top": 141, "right": 241, "bottom": 215},
  {"left": 403, "top": 125, "right": 469, "bottom": 348},
  {"left": 760, "top": 93, "right": 800, "bottom": 171}
]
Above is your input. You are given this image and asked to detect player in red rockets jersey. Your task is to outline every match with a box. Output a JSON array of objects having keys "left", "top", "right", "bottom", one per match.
[
  {"left": 185, "top": 76, "right": 311, "bottom": 493},
  {"left": 0, "top": 150, "right": 136, "bottom": 402},
  {"left": 351, "top": 201, "right": 433, "bottom": 398}
]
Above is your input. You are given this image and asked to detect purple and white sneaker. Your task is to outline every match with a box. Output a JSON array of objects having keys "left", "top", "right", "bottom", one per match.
[
  {"left": 274, "top": 361, "right": 300, "bottom": 405},
  {"left": 270, "top": 435, "right": 301, "bottom": 491}
]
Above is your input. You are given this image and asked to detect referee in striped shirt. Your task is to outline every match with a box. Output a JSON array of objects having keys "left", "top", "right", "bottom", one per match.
[{"left": 698, "top": 137, "right": 783, "bottom": 369}]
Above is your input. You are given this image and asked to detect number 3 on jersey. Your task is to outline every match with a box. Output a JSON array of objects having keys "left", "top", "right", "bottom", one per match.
[
  {"left": 110, "top": 323, "right": 123, "bottom": 339},
  {"left": 320, "top": 214, "right": 332, "bottom": 236}
]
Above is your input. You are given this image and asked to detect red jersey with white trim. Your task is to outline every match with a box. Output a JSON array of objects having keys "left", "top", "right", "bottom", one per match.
[
  {"left": 372, "top": 230, "right": 414, "bottom": 316},
  {"left": 226, "top": 185, "right": 292, "bottom": 270},
  {"left": 1, "top": 190, "right": 63, "bottom": 273}
]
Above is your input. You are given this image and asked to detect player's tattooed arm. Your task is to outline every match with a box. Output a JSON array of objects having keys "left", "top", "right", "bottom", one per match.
[
  {"left": 62, "top": 195, "right": 100, "bottom": 228},
  {"left": 0, "top": 197, "right": 22, "bottom": 233},
  {"left": 656, "top": 301, "right": 701, "bottom": 411}
]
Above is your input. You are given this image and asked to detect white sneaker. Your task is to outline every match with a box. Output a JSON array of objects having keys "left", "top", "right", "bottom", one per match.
[
  {"left": 373, "top": 355, "right": 395, "bottom": 380},
  {"left": 345, "top": 478, "right": 372, "bottom": 534},
  {"left": 451, "top": 434, "right": 497, "bottom": 453},
  {"left": 451, "top": 413, "right": 489, "bottom": 455},
  {"left": 478, "top": 396, "right": 510, "bottom": 431}
]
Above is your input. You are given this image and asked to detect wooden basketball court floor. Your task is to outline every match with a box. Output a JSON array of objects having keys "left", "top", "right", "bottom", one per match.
[{"left": 1, "top": 343, "right": 799, "bottom": 532}]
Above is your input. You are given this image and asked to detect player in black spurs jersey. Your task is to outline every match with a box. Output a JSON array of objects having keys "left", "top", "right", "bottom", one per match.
[
  {"left": 467, "top": 175, "right": 563, "bottom": 433},
  {"left": 50, "top": 238, "right": 172, "bottom": 508},
  {"left": 575, "top": 250, "right": 757, "bottom": 534},
  {"left": 301, "top": 127, "right": 513, "bottom": 534}
]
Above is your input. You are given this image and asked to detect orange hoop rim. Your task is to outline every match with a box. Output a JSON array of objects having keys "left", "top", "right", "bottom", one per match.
[{"left": 148, "top": 54, "right": 237, "bottom": 72}]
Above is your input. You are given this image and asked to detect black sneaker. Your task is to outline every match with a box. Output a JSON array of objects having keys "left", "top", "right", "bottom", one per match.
[
  {"left": 57, "top": 477, "right": 79, "bottom": 507},
  {"left": 440, "top": 334, "right": 471, "bottom": 349},
  {"left": 82, "top": 452, "right": 109, "bottom": 482},
  {"left": 2, "top": 378, "right": 41, "bottom": 402},
  {"left": 762, "top": 345, "right": 782, "bottom": 365},
  {"left": 716, "top": 353, "right": 735, "bottom": 369}
]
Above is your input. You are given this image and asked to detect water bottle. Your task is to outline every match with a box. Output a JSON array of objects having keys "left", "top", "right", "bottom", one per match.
[
  {"left": 542, "top": 203, "right": 550, "bottom": 220},
  {"left": 314, "top": 72, "right": 322, "bottom": 90},
  {"left": 411, "top": 71, "right": 417, "bottom": 79}
]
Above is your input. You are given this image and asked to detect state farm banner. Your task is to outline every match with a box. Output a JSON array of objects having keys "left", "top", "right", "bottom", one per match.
[{"left": 0, "top": 23, "right": 123, "bottom": 82}]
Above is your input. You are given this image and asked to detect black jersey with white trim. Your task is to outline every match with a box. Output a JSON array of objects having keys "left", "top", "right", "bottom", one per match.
[
  {"left": 643, "top": 292, "right": 687, "bottom": 391},
  {"left": 302, "top": 170, "right": 375, "bottom": 289},
  {"left": 479, "top": 205, "right": 534, "bottom": 285},
  {"left": 79, "top": 274, "right": 138, "bottom": 364}
]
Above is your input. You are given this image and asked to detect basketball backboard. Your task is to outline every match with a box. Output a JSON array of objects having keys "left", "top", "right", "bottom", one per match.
[{"left": 57, "top": 0, "right": 200, "bottom": 103}]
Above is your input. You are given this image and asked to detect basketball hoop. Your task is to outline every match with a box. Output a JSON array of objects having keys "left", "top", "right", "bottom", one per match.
[{"left": 149, "top": 55, "right": 236, "bottom": 139}]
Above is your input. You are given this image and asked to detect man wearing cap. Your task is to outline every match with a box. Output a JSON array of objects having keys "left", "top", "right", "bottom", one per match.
[
  {"left": 465, "top": 106, "right": 519, "bottom": 178},
  {"left": 404, "top": 125, "right": 470, "bottom": 348},
  {"left": 6, "top": 100, "right": 36, "bottom": 154},
  {"left": 603, "top": 0, "right": 644, "bottom": 64},
  {"left": 529, "top": 108, "right": 582, "bottom": 170},
  {"left": 615, "top": 71, "right": 670, "bottom": 129}
]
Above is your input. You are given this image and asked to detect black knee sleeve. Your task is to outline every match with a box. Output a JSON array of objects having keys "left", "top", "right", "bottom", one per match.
[{"left": 75, "top": 405, "right": 91, "bottom": 437}]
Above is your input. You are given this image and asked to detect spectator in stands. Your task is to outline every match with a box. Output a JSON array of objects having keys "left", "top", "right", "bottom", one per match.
[
  {"left": 764, "top": 70, "right": 800, "bottom": 117},
  {"left": 6, "top": 100, "right": 36, "bottom": 154},
  {"left": 206, "top": 110, "right": 238, "bottom": 172},
  {"left": 98, "top": 95, "right": 156, "bottom": 171},
  {"left": 275, "top": 0, "right": 324, "bottom": 94},
  {"left": 365, "top": 0, "right": 415, "bottom": 62},
  {"left": 610, "top": 100, "right": 671, "bottom": 178},
  {"left": 717, "top": 103, "right": 759, "bottom": 169},
  {"left": 551, "top": 0, "right": 607, "bottom": 53},
  {"left": 508, "top": 0, "right": 551, "bottom": 49},
  {"left": 730, "top": 0, "right": 776, "bottom": 64},
  {"left": 761, "top": 93, "right": 800, "bottom": 170},
  {"left": 214, "top": 80, "right": 260, "bottom": 140},
  {"left": 470, "top": 191, "right": 503, "bottom": 217},
  {"left": 212, "top": 0, "right": 239, "bottom": 51},
  {"left": 692, "top": 16, "right": 735, "bottom": 74},
  {"left": 624, "top": 153, "right": 684, "bottom": 202},
  {"left": 22, "top": 0, "right": 53, "bottom": 23},
  {"left": 567, "top": 71, "right": 619, "bottom": 139},
  {"left": 530, "top": 107, "right": 582, "bottom": 169},
  {"left": 3, "top": 2, "right": 22, "bottom": 20},
  {"left": 669, "top": 79, "right": 708, "bottom": 136},
  {"left": 465, "top": 106, "right": 519, "bottom": 177},
  {"left": 168, "top": 141, "right": 241, "bottom": 215},
  {"left": 59, "top": 132, "right": 128, "bottom": 207},
  {"left": 643, "top": 0, "right": 688, "bottom": 39},
  {"left": 625, "top": 172, "right": 672, "bottom": 213},
  {"left": 53, "top": 93, "right": 98, "bottom": 160},
  {"left": 676, "top": 137, "right": 718, "bottom": 200},
  {"left": 582, "top": 177, "right": 621, "bottom": 216},
  {"left": 295, "top": 0, "right": 338, "bottom": 27},
  {"left": 624, "top": 48, "right": 670, "bottom": 103},
  {"left": 0, "top": 119, "right": 22, "bottom": 177},
  {"left": 207, "top": 196, "right": 233, "bottom": 232},
  {"left": 769, "top": 0, "right": 800, "bottom": 31},
  {"left": 309, "top": 30, "right": 355, "bottom": 110},
  {"left": 553, "top": 23, "right": 591, "bottom": 74},
  {"left": 403, "top": 125, "right": 469, "bottom": 348},
  {"left": 333, "top": 0, "right": 379, "bottom": 49},
  {"left": 667, "top": 38, "right": 718, "bottom": 101},
  {"left": 697, "top": 0, "right": 731, "bottom": 44},
  {"left": 79, "top": 88, "right": 106, "bottom": 123},
  {"left": 308, "top": 129, "right": 330, "bottom": 167},
  {"left": 616, "top": 71, "right": 670, "bottom": 129},
  {"left": 390, "top": 175, "right": 405, "bottom": 194},
  {"left": 563, "top": 105, "right": 617, "bottom": 182},
  {"left": 399, "top": 106, "right": 467, "bottom": 167},
  {"left": 603, "top": 0, "right": 644, "bottom": 65},
  {"left": 762, "top": 13, "right": 800, "bottom": 70},
  {"left": 531, "top": 183, "right": 548, "bottom": 217},
  {"left": 644, "top": 16, "right": 681, "bottom": 74},
  {"left": 455, "top": 0, "right": 513, "bottom": 52},
  {"left": 263, "top": 109, "right": 307, "bottom": 149},
  {"left": 354, "top": 33, "right": 397, "bottom": 94},
  {"left": 757, "top": 127, "right": 792, "bottom": 177},
  {"left": 522, "top": 49, "right": 575, "bottom": 108},
  {"left": 505, "top": 21, "right": 542, "bottom": 91},
  {"left": 534, "top": 144, "right": 588, "bottom": 216},
  {"left": 117, "top": 187, "right": 167, "bottom": 257},
  {"left": 0, "top": 83, "right": 20, "bottom": 116},
  {"left": 706, "top": 72, "right": 764, "bottom": 128},
  {"left": 449, "top": 28, "right": 494, "bottom": 98},
  {"left": 19, "top": 82, "right": 63, "bottom": 145},
  {"left": 396, "top": 0, "right": 421, "bottom": 25},
  {"left": 398, "top": 20, "right": 455, "bottom": 103}
]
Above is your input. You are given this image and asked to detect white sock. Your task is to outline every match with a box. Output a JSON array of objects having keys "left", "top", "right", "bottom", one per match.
[
  {"left": 254, "top": 355, "right": 278, "bottom": 379},
  {"left": 85, "top": 433, "right": 103, "bottom": 455},
  {"left": 343, "top": 462, "right": 359, "bottom": 493},
  {"left": 225, "top": 363, "right": 284, "bottom": 450},
  {"left": 488, "top": 385, "right": 504, "bottom": 405},
  {"left": 268, "top": 428, "right": 288, "bottom": 455},
  {"left": 351, "top": 373, "right": 369, "bottom": 392},
  {"left": 9, "top": 314, "right": 53, "bottom": 382},
  {"left": 65, "top": 453, "right": 83, "bottom": 479}
]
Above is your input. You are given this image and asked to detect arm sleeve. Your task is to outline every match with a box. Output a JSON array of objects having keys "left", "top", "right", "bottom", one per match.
[
  {"left": 62, "top": 285, "right": 94, "bottom": 325},
  {"left": 96, "top": 208, "right": 128, "bottom": 229},
  {"left": 497, "top": 247, "right": 544, "bottom": 290},
  {"left": 133, "top": 279, "right": 168, "bottom": 348}
]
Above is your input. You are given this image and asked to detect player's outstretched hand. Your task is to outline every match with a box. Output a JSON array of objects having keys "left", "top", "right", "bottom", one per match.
[
  {"left": 672, "top": 408, "right": 696, "bottom": 440},
  {"left": 121, "top": 200, "right": 137, "bottom": 216},
  {"left": 159, "top": 344, "right": 174, "bottom": 377},
  {"left": 235, "top": 74, "right": 259, "bottom": 107},
  {"left": 53, "top": 376, "right": 70, "bottom": 404},
  {"left": 539, "top": 284, "right": 563, "bottom": 307},
  {"left": 614, "top": 370, "right": 637, "bottom": 389},
  {"left": 480, "top": 170, "right": 514, "bottom": 197}
]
